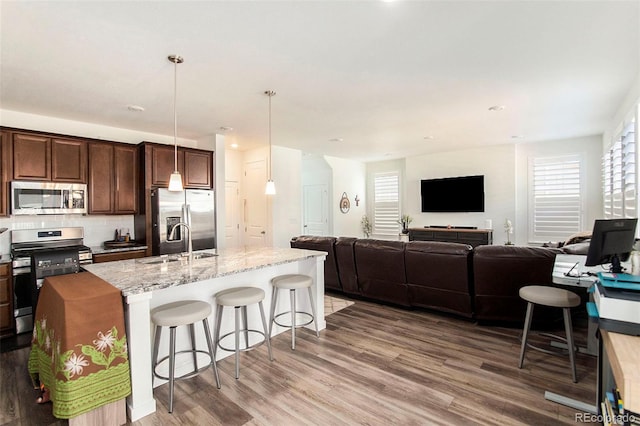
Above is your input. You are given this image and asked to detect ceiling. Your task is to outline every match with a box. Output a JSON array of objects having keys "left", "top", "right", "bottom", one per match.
[{"left": 1, "top": 1, "right": 639, "bottom": 162}]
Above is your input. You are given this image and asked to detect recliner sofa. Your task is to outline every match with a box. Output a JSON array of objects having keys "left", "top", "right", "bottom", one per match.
[{"left": 291, "top": 235, "right": 564, "bottom": 323}]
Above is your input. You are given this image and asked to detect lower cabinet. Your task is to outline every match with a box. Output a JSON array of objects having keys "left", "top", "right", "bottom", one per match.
[{"left": 0, "top": 262, "right": 14, "bottom": 338}]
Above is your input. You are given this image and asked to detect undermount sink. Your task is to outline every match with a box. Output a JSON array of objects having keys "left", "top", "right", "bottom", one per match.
[
  {"left": 140, "top": 256, "right": 181, "bottom": 265},
  {"left": 192, "top": 252, "right": 217, "bottom": 259}
]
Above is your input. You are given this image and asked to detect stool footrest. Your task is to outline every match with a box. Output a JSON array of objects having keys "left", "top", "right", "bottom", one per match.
[
  {"left": 273, "top": 311, "right": 314, "bottom": 329},
  {"left": 153, "top": 349, "right": 215, "bottom": 382},
  {"left": 217, "top": 329, "right": 268, "bottom": 353}
]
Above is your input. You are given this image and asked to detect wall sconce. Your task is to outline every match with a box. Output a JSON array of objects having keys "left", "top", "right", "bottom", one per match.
[{"left": 354, "top": 195, "right": 360, "bottom": 206}]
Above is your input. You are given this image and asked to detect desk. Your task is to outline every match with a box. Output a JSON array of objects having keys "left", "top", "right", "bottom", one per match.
[
  {"left": 601, "top": 330, "right": 640, "bottom": 414},
  {"left": 28, "top": 272, "right": 130, "bottom": 421}
]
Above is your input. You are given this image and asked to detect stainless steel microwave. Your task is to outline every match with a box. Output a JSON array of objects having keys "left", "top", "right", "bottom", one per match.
[{"left": 11, "top": 181, "right": 87, "bottom": 215}]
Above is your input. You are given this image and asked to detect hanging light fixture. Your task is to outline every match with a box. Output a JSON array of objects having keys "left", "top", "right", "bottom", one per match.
[
  {"left": 168, "top": 54, "right": 184, "bottom": 192},
  {"left": 265, "top": 90, "right": 276, "bottom": 195}
]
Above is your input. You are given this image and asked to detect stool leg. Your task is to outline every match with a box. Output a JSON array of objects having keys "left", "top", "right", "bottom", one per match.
[
  {"left": 152, "top": 325, "right": 162, "bottom": 377},
  {"left": 234, "top": 306, "right": 240, "bottom": 379},
  {"left": 307, "top": 286, "right": 320, "bottom": 338},
  {"left": 214, "top": 304, "right": 223, "bottom": 361},
  {"left": 189, "top": 323, "right": 197, "bottom": 373},
  {"left": 168, "top": 326, "right": 177, "bottom": 413},
  {"left": 202, "top": 318, "right": 221, "bottom": 389},
  {"left": 519, "top": 302, "right": 534, "bottom": 368},
  {"left": 563, "top": 307, "right": 578, "bottom": 383},
  {"left": 290, "top": 289, "right": 296, "bottom": 350},
  {"left": 258, "top": 300, "right": 273, "bottom": 361},
  {"left": 242, "top": 305, "right": 249, "bottom": 349},
  {"left": 268, "top": 286, "right": 278, "bottom": 338}
]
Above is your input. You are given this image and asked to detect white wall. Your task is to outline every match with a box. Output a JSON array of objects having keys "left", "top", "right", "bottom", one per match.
[
  {"left": 515, "top": 135, "right": 603, "bottom": 244},
  {"left": 603, "top": 71, "right": 640, "bottom": 148},
  {"left": 404, "top": 146, "right": 515, "bottom": 242},
  {"left": 271, "top": 145, "right": 302, "bottom": 247},
  {"left": 325, "top": 155, "right": 366, "bottom": 237}
]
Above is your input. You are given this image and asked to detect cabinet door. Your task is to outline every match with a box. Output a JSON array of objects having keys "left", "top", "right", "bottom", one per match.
[
  {"left": 51, "top": 138, "right": 87, "bottom": 182},
  {"left": 184, "top": 149, "right": 213, "bottom": 188},
  {"left": 0, "top": 131, "right": 6, "bottom": 216},
  {"left": 114, "top": 144, "right": 137, "bottom": 214},
  {"left": 0, "top": 263, "right": 13, "bottom": 335},
  {"left": 12, "top": 133, "right": 50, "bottom": 180},
  {"left": 151, "top": 145, "right": 183, "bottom": 187},
  {"left": 88, "top": 142, "right": 114, "bottom": 214}
]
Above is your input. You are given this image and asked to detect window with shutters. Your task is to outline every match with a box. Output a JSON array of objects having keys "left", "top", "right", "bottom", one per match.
[
  {"left": 603, "top": 113, "right": 637, "bottom": 220},
  {"left": 528, "top": 155, "right": 584, "bottom": 243},
  {"left": 373, "top": 171, "right": 400, "bottom": 236}
]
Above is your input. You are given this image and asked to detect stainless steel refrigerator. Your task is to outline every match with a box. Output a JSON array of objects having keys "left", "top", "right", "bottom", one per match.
[{"left": 151, "top": 188, "right": 216, "bottom": 255}]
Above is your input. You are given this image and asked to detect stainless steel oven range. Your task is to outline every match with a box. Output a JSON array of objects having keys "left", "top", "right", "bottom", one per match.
[{"left": 10, "top": 227, "right": 92, "bottom": 334}]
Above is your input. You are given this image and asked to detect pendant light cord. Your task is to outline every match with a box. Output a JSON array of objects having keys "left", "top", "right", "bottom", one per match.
[
  {"left": 173, "top": 57, "right": 178, "bottom": 173},
  {"left": 268, "top": 92, "right": 272, "bottom": 180}
]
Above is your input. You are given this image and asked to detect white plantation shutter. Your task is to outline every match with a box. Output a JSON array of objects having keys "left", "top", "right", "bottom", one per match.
[
  {"left": 529, "top": 155, "right": 583, "bottom": 242},
  {"left": 373, "top": 172, "right": 400, "bottom": 236},
  {"left": 604, "top": 118, "right": 636, "bottom": 219}
]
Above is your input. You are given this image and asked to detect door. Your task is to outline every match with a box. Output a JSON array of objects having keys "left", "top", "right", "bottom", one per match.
[
  {"left": 303, "top": 184, "right": 329, "bottom": 235},
  {"left": 185, "top": 189, "right": 215, "bottom": 250},
  {"left": 244, "top": 159, "right": 268, "bottom": 247},
  {"left": 225, "top": 181, "right": 241, "bottom": 248}
]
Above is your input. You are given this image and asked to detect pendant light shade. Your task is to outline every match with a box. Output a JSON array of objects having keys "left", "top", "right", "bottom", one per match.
[
  {"left": 168, "top": 54, "right": 184, "bottom": 192},
  {"left": 265, "top": 90, "right": 276, "bottom": 195}
]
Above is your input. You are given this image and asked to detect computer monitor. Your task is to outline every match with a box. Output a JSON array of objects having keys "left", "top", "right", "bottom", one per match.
[{"left": 585, "top": 218, "right": 638, "bottom": 273}]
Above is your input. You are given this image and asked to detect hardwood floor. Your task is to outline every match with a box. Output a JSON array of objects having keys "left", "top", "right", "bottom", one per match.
[{"left": 0, "top": 298, "right": 598, "bottom": 425}]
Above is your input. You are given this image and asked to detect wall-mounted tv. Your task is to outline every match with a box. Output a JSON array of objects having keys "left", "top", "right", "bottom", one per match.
[{"left": 421, "top": 175, "right": 485, "bottom": 213}]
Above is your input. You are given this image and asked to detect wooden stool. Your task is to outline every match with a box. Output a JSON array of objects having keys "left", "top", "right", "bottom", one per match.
[
  {"left": 213, "top": 287, "right": 273, "bottom": 381},
  {"left": 269, "top": 274, "right": 319, "bottom": 350},
  {"left": 518, "top": 285, "right": 581, "bottom": 382},
  {"left": 151, "top": 300, "right": 220, "bottom": 413}
]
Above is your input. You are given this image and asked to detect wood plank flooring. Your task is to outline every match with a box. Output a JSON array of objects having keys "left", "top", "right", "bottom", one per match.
[{"left": 0, "top": 297, "right": 598, "bottom": 425}]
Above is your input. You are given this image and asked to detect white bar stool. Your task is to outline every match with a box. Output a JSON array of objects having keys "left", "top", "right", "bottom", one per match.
[
  {"left": 518, "top": 285, "right": 581, "bottom": 382},
  {"left": 213, "top": 287, "right": 273, "bottom": 381},
  {"left": 269, "top": 274, "right": 320, "bottom": 350},
  {"left": 151, "top": 300, "right": 220, "bottom": 413}
]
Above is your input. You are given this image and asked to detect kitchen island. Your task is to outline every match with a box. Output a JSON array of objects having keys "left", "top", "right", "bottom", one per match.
[{"left": 83, "top": 246, "right": 327, "bottom": 422}]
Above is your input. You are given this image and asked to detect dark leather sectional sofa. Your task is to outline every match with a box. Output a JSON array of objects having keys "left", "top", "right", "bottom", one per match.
[{"left": 291, "top": 235, "right": 565, "bottom": 324}]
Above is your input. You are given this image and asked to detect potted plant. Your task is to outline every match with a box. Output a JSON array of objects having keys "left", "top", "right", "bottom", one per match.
[
  {"left": 361, "top": 215, "right": 372, "bottom": 238},
  {"left": 397, "top": 214, "right": 413, "bottom": 234}
]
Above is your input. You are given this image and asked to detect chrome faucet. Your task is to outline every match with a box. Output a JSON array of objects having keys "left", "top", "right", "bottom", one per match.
[{"left": 168, "top": 222, "right": 192, "bottom": 259}]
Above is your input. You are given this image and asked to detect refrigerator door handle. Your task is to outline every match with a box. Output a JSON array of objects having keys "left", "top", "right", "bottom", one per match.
[{"left": 185, "top": 204, "right": 192, "bottom": 227}]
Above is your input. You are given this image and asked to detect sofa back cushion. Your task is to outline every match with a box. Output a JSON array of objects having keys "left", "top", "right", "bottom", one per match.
[
  {"left": 473, "top": 245, "right": 561, "bottom": 322},
  {"left": 335, "top": 237, "right": 359, "bottom": 295},
  {"left": 354, "top": 239, "right": 409, "bottom": 306},
  {"left": 290, "top": 236, "right": 340, "bottom": 291}
]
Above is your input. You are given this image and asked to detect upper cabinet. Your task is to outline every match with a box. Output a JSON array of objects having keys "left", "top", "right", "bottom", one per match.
[
  {"left": 0, "top": 131, "right": 7, "bottom": 217},
  {"left": 88, "top": 142, "right": 137, "bottom": 215},
  {"left": 143, "top": 142, "right": 213, "bottom": 189},
  {"left": 12, "top": 132, "right": 87, "bottom": 183}
]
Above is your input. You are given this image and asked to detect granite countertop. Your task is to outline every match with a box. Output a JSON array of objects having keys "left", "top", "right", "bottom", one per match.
[
  {"left": 83, "top": 246, "right": 326, "bottom": 297},
  {"left": 91, "top": 244, "right": 148, "bottom": 255}
]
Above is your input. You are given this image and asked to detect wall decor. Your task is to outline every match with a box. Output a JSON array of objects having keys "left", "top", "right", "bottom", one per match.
[
  {"left": 354, "top": 195, "right": 360, "bottom": 206},
  {"left": 340, "top": 192, "right": 350, "bottom": 214}
]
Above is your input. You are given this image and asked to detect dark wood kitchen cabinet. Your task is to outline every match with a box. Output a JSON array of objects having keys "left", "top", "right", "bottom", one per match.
[
  {"left": 12, "top": 132, "right": 87, "bottom": 183},
  {"left": 145, "top": 142, "right": 213, "bottom": 189},
  {"left": 88, "top": 142, "right": 137, "bottom": 214},
  {"left": 0, "top": 130, "right": 8, "bottom": 217},
  {"left": 0, "top": 262, "right": 14, "bottom": 338}
]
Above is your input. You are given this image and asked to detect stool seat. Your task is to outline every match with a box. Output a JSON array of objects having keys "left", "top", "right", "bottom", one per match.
[
  {"left": 151, "top": 300, "right": 212, "bottom": 326},
  {"left": 216, "top": 287, "right": 265, "bottom": 307},
  {"left": 272, "top": 274, "right": 313, "bottom": 289},
  {"left": 519, "top": 285, "right": 580, "bottom": 308}
]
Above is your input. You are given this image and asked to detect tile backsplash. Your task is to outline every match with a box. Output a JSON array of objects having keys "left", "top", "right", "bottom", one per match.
[{"left": 0, "top": 215, "right": 135, "bottom": 256}]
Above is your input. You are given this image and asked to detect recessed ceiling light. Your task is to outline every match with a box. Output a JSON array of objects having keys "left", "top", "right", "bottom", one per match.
[
  {"left": 488, "top": 105, "right": 505, "bottom": 111},
  {"left": 230, "top": 143, "right": 239, "bottom": 149},
  {"left": 219, "top": 126, "right": 234, "bottom": 132},
  {"left": 511, "top": 135, "right": 524, "bottom": 139},
  {"left": 423, "top": 136, "right": 434, "bottom": 140},
  {"left": 329, "top": 138, "right": 344, "bottom": 142},
  {"left": 127, "top": 105, "right": 145, "bottom": 112}
]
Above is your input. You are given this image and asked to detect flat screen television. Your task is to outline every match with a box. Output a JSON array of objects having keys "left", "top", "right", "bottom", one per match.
[
  {"left": 585, "top": 218, "right": 638, "bottom": 273},
  {"left": 421, "top": 175, "right": 484, "bottom": 213}
]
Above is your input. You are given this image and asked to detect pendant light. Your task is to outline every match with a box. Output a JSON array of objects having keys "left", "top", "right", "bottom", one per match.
[
  {"left": 168, "top": 54, "right": 184, "bottom": 192},
  {"left": 265, "top": 90, "right": 276, "bottom": 195}
]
